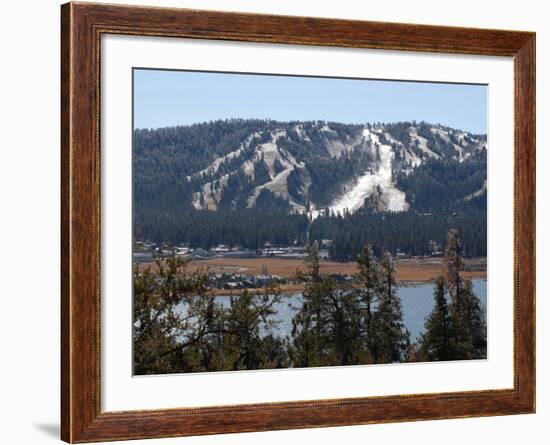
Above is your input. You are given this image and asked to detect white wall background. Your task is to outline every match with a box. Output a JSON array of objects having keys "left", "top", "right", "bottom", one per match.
[{"left": 0, "top": 0, "right": 545, "bottom": 444}]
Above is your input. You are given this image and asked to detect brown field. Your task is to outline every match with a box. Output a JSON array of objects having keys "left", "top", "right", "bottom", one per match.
[{"left": 139, "top": 256, "right": 486, "bottom": 285}]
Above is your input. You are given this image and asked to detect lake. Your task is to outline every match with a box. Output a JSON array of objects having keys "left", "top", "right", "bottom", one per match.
[{"left": 215, "top": 279, "right": 487, "bottom": 342}]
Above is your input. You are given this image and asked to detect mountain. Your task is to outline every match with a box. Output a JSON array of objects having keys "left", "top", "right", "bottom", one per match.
[
  {"left": 135, "top": 119, "right": 486, "bottom": 214},
  {"left": 133, "top": 119, "right": 487, "bottom": 257}
]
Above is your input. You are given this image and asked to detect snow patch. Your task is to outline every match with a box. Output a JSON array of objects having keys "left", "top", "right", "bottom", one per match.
[
  {"left": 294, "top": 124, "right": 311, "bottom": 142},
  {"left": 462, "top": 180, "right": 487, "bottom": 203},
  {"left": 319, "top": 124, "right": 337, "bottom": 135},
  {"left": 410, "top": 127, "right": 441, "bottom": 160},
  {"left": 192, "top": 174, "right": 229, "bottom": 211},
  {"left": 186, "top": 133, "right": 259, "bottom": 181},
  {"left": 316, "top": 128, "right": 409, "bottom": 218},
  {"left": 431, "top": 128, "right": 451, "bottom": 144},
  {"left": 248, "top": 166, "right": 306, "bottom": 211}
]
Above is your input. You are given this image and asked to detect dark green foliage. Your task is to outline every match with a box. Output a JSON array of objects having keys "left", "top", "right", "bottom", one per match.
[
  {"left": 286, "top": 168, "right": 306, "bottom": 204},
  {"left": 370, "top": 252, "right": 410, "bottom": 363},
  {"left": 444, "top": 230, "right": 487, "bottom": 359},
  {"left": 133, "top": 257, "right": 211, "bottom": 374},
  {"left": 220, "top": 291, "right": 289, "bottom": 371},
  {"left": 254, "top": 189, "right": 291, "bottom": 212},
  {"left": 316, "top": 206, "right": 486, "bottom": 260},
  {"left": 219, "top": 171, "right": 254, "bottom": 210},
  {"left": 134, "top": 119, "right": 363, "bottom": 218},
  {"left": 137, "top": 202, "right": 486, "bottom": 259},
  {"left": 291, "top": 243, "right": 409, "bottom": 367},
  {"left": 133, "top": 119, "right": 270, "bottom": 214},
  {"left": 134, "top": 234, "right": 486, "bottom": 374},
  {"left": 134, "top": 119, "right": 486, "bottom": 263},
  {"left": 133, "top": 257, "right": 289, "bottom": 375},
  {"left": 419, "top": 276, "right": 454, "bottom": 361},
  {"left": 354, "top": 245, "right": 380, "bottom": 357},
  {"left": 252, "top": 156, "right": 272, "bottom": 185},
  {"left": 396, "top": 151, "right": 487, "bottom": 212},
  {"left": 272, "top": 157, "right": 285, "bottom": 175},
  {"left": 290, "top": 242, "right": 370, "bottom": 367},
  {"left": 306, "top": 146, "right": 373, "bottom": 205},
  {"left": 134, "top": 118, "right": 271, "bottom": 176},
  {"left": 419, "top": 230, "right": 487, "bottom": 361},
  {"left": 136, "top": 206, "right": 309, "bottom": 249}
]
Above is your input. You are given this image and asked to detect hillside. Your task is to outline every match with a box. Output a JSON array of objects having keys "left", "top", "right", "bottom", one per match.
[{"left": 133, "top": 119, "right": 487, "bottom": 258}]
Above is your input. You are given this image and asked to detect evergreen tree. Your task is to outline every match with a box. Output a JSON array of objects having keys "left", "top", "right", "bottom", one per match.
[
  {"left": 445, "top": 229, "right": 464, "bottom": 304},
  {"left": 222, "top": 288, "right": 288, "bottom": 370},
  {"left": 291, "top": 241, "right": 330, "bottom": 366},
  {"left": 354, "top": 245, "right": 380, "bottom": 359},
  {"left": 304, "top": 240, "right": 321, "bottom": 281},
  {"left": 460, "top": 280, "right": 487, "bottom": 359},
  {"left": 419, "top": 276, "right": 454, "bottom": 361},
  {"left": 439, "top": 229, "right": 487, "bottom": 360},
  {"left": 290, "top": 298, "right": 317, "bottom": 367},
  {"left": 291, "top": 241, "right": 368, "bottom": 367},
  {"left": 133, "top": 257, "right": 212, "bottom": 374},
  {"left": 133, "top": 257, "right": 288, "bottom": 374},
  {"left": 371, "top": 251, "right": 410, "bottom": 363},
  {"left": 291, "top": 292, "right": 328, "bottom": 365}
]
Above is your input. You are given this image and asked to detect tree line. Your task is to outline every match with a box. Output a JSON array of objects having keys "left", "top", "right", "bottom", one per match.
[
  {"left": 313, "top": 204, "right": 487, "bottom": 259},
  {"left": 135, "top": 192, "right": 486, "bottom": 258},
  {"left": 134, "top": 229, "right": 486, "bottom": 374}
]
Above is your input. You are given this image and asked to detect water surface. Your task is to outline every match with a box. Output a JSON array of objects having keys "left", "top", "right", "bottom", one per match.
[{"left": 215, "top": 279, "right": 487, "bottom": 341}]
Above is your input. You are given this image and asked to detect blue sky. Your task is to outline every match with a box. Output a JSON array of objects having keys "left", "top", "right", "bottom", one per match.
[{"left": 133, "top": 69, "right": 487, "bottom": 134}]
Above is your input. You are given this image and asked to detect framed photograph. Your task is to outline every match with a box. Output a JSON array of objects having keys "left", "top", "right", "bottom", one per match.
[{"left": 61, "top": 2, "right": 535, "bottom": 442}]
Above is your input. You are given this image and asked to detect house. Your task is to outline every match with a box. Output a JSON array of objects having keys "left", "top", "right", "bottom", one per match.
[
  {"left": 175, "top": 247, "right": 191, "bottom": 256},
  {"left": 224, "top": 282, "right": 243, "bottom": 290}
]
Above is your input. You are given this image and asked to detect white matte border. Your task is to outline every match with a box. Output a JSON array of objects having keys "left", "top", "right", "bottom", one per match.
[{"left": 101, "top": 34, "right": 514, "bottom": 412}]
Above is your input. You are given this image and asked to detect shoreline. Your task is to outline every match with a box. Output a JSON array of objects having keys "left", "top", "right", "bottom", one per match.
[
  {"left": 138, "top": 256, "right": 486, "bottom": 296},
  {"left": 204, "top": 277, "right": 487, "bottom": 297}
]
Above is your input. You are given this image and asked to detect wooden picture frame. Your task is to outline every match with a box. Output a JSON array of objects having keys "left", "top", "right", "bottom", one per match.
[{"left": 61, "top": 2, "right": 535, "bottom": 442}]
